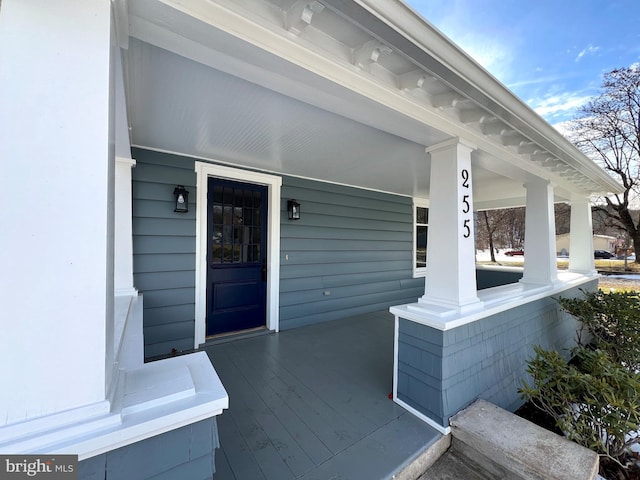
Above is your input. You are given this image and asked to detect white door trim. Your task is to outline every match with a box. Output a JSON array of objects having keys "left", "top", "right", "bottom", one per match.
[{"left": 194, "top": 161, "right": 282, "bottom": 347}]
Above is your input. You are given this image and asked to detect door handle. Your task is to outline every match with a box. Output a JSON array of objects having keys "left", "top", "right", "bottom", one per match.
[{"left": 262, "top": 259, "right": 267, "bottom": 282}]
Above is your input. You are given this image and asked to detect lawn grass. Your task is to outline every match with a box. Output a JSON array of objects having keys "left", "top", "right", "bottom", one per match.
[
  {"left": 476, "top": 257, "right": 640, "bottom": 292},
  {"left": 477, "top": 258, "right": 640, "bottom": 272}
]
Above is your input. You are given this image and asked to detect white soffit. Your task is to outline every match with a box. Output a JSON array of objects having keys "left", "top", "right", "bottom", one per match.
[{"left": 122, "top": 0, "right": 622, "bottom": 201}]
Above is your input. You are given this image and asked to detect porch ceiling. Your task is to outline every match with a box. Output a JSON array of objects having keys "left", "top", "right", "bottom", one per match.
[{"left": 120, "top": 0, "right": 622, "bottom": 208}]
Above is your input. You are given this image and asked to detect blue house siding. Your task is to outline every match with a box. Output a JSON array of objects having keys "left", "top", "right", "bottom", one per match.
[
  {"left": 280, "top": 177, "right": 423, "bottom": 329},
  {"left": 131, "top": 148, "right": 423, "bottom": 355},
  {"left": 396, "top": 280, "right": 597, "bottom": 427},
  {"left": 78, "top": 417, "right": 219, "bottom": 480},
  {"left": 476, "top": 268, "right": 523, "bottom": 289},
  {"left": 132, "top": 148, "right": 197, "bottom": 358}
]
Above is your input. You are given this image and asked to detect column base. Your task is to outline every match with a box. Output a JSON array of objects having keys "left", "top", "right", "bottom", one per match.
[{"left": 410, "top": 296, "right": 485, "bottom": 318}]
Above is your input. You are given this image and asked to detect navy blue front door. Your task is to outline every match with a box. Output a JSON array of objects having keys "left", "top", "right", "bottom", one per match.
[{"left": 206, "top": 177, "right": 267, "bottom": 336}]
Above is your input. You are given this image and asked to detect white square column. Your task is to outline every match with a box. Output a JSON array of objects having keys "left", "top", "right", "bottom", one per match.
[
  {"left": 521, "top": 180, "right": 559, "bottom": 286},
  {"left": 115, "top": 157, "right": 137, "bottom": 296},
  {"left": 0, "top": 0, "right": 114, "bottom": 425},
  {"left": 568, "top": 198, "right": 597, "bottom": 275},
  {"left": 114, "top": 45, "right": 137, "bottom": 297},
  {"left": 418, "top": 138, "right": 482, "bottom": 314}
]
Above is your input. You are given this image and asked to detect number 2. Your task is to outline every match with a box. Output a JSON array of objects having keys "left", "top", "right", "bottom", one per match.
[{"left": 461, "top": 169, "right": 470, "bottom": 188}]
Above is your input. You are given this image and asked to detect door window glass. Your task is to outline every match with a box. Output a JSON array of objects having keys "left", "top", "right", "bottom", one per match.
[{"left": 210, "top": 183, "right": 263, "bottom": 264}]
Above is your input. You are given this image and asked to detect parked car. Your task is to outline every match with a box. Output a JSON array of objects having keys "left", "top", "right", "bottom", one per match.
[
  {"left": 593, "top": 250, "right": 616, "bottom": 259},
  {"left": 594, "top": 250, "right": 615, "bottom": 259},
  {"left": 505, "top": 249, "right": 524, "bottom": 256}
]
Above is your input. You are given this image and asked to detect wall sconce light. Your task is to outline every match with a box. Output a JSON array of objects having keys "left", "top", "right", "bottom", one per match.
[
  {"left": 287, "top": 199, "right": 300, "bottom": 220},
  {"left": 173, "top": 185, "right": 189, "bottom": 213}
]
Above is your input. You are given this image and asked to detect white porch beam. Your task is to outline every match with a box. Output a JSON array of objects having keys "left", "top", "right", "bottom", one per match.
[
  {"left": 568, "top": 199, "right": 597, "bottom": 275},
  {"left": 0, "top": 0, "right": 113, "bottom": 425},
  {"left": 521, "top": 180, "right": 559, "bottom": 285},
  {"left": 417, "top": 138, "right": 483, "bottom": 313}
]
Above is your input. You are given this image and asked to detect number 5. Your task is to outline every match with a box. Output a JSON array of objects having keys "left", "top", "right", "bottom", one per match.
[
  {"left": 462, "top": 195, "right": 470, "bottom": 214},
  {"left": 463, "top": 219, "right": 471, "bottom": 238}
]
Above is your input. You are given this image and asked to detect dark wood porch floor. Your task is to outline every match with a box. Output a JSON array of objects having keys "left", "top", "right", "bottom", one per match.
[{"left": 204, "top": 310, "right": 440, "bottom": 480}]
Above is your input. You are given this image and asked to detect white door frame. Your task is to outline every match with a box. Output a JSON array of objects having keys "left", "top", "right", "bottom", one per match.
[{"left": 194, "top": 161, "right": 282, "bottom": 347}]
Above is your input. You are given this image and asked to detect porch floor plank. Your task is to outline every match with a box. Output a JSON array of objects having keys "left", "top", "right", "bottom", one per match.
[
  {"left": 206, "top": 311, "right": 440, "bottom": 480},
  {"left": 213, "top": 349, "right": 316, "bottom": 477},
  {"left": 216, "top": 409, "right": 266, "bottom": 480},
  {"left": 216, "top": 344, "right": 333, "bottom": 465}
]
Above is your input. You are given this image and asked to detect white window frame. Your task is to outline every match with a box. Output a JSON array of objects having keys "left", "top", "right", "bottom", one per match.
[{"left": 413, "top": 198, "right": 429, "bottom": 278}]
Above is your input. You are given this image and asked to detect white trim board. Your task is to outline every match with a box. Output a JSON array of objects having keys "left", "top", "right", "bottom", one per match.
[{"left": 194, "top": 162, "right": 282, "bottom": 347}]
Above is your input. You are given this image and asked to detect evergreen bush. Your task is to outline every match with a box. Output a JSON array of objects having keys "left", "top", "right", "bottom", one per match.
[
  {"left": 520, "top": 290, "right": 640, "bottom": 472},
  {"left": 558, "top": 290, "right": 640, "bottom": 372},
  {"left": 520, "top": 346, "right": 640, "bottom": 468}
]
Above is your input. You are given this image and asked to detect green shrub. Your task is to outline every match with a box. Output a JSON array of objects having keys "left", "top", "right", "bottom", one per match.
[
  {"left": 558, "top": 289, "right": 640, "bottom": 372},
  {"left": 521, "top": 290, "right": 640, "bottom": 472},
  {"left": 520, "top": 345, "right": 640, "bottom": 468}
]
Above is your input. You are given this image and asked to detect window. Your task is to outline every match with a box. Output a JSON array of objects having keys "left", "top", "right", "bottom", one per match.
[{"left": 414, "top": 201, "right": 429, "bottom": 277}]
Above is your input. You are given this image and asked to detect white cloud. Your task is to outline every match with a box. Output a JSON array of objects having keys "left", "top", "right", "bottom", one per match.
[
  {"left": 527, "top": 90, "right": 593, "bottom": 122},
  {"left": 575, "top": 44, "right": 600, "bottom": 61},
  {"left": 507, "top": 73, "right": 574, "bottom": 90},
  {"left": 454, "top": 35, "right": 514, "bottom": 82},
  {"left": 407, "top": 0, "right": 517, "bottom": 83}
]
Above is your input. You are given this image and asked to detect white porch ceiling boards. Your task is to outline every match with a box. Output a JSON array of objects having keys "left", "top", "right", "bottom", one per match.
[
  {"left": 127, "top": 39, "right": 434, "bottom": 197},
  {"left": 121, "top": 0, "right": 623, "bottom": 206}
]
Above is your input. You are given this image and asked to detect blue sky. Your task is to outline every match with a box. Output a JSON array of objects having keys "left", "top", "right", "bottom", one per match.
[{"left": 405, "top": 0, "right": 640, "bottom": 127}]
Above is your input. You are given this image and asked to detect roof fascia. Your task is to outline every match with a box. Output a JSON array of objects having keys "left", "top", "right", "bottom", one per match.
[{"left": 325, "top": 0, "right": 623, "bottom": 194}]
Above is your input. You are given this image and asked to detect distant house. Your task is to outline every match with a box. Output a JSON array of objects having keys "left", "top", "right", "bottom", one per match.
[
  {"left": 556, "top": 233, "right": 617, "bottom": 255},
  {"left": 1, "top": 0, "right": 623, "bottom": 478}
]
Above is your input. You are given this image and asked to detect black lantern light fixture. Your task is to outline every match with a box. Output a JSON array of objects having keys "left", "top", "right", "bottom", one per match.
[
  {"left": 287, "top": 199, "right": 300, "bottom": 220},
  {"left": 173, "top": 185, "right": 189, "bottom": 213}
]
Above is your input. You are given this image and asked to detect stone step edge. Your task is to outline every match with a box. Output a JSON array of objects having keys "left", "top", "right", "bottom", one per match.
[{"left": 449, "top": 399, "right": 599, "bottom": 480}]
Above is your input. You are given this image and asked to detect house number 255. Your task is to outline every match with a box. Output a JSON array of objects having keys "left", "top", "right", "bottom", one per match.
[{"left": 461, "top": 169, "right": 471, "bottom": 238}]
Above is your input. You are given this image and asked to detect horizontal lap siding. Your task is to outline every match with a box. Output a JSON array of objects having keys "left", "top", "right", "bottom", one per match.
[
  {"left": 132, "top": 148, "right": 196, "bottom": 358},
  {"left": 396, "top": 280, "right": 598, "bottom": 427},
  {"left": 131, "top": 149, "right": 422, "bottom": 355},
  {"left": 280, "top": 177, "right": 422, "bottom": 329}
]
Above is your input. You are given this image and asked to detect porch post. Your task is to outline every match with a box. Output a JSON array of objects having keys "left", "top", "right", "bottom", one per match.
[
  {"left": 114, "top": 46, "right": 137, "bottom": 297},
  {"left": 418, "top": 138, "right": 482, "bottom": 313},
  {"left": 115, "top": 157, "right": 137, "bottom": 296},
  {"left": 0, "top": 0, "right": 113, "bottom": 424},
  {"left": 568, "top": 198, "right": 597, "bottom": 274},
  {"left": 520, "top": 179, "right": 558, "bottom": 285}
]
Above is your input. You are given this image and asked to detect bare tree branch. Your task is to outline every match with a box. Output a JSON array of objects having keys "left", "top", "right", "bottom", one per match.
[{"left": 568, "top": 66, "right": 640, "bottom": 261}]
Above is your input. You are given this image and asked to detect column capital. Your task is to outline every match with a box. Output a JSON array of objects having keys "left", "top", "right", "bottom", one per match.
[
  {"left": 523, "top": 177, "right": 552, "bottom": 190},
  {"left": 116, "top": 156, "right": 136, "bottom": 168},
  {"left": 425, "top": 137, "right": 477, "bottom": 155}
]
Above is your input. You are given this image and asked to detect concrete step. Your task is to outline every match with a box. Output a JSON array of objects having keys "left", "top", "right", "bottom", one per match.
[
  {"left": 449, "top": 399, "right": 599, "bottom": 480},
  {"left": 418, "top": 448, "right": 497, "bottom": 480},
  {"left": 402, "top": 400, "right": 599, "bottom": 480}
]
